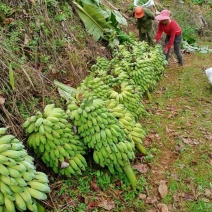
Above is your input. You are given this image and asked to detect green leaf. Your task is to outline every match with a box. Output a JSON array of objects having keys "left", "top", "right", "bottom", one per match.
[
  {"left": 73, "top": 1, "right": 111, "bottom": 41},
  {"left": 54, "top": 80, "right": 77, "bottom": 101},
  {"left": 112, "top": 10, "right": 128, "bottom": 26},
  {"left": 8, "top": 63, "right": 15, "bottom": 90},
  {"left": 81, "top": 0, "right": 100, "bottom": 7}
]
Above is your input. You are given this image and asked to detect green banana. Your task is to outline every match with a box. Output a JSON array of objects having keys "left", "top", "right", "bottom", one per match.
[
  {"left": 0, "top": 135, "right": 15, "bottom": 145},
  {"left": 9, "top": 185, "right": 24, "bottom": 193},
  {"left": 7, "top": 167, "right": 22, "bottom": 178},
  {"left": 4, "top": 196, "right": 16, "bottom": 212},
  {"left": 19, "top": 187, "right": 33, "bottom": 204},
  {"left": 26, "top": 122, "right": 36, "bottom": 134},
  {"left": 14, "top": 192, "right": 27, "bottom": 211},
  {"left": 69, "top": 159, "right": 79, "bottom": 171},
  {"left": 1, "top": 175, "right": 18, "bottom": 186},
  {"left": 0, "top": 191, "right": 4, "bottom": 205},
  {"left": 0, "top": 143, "right": 10, "bottom": 153},
  {"left": 25, "top": 187, "right": 47, "bottom": 200},
  {"left": 1, "top": 149, "right": 27, "bottom": 159},
  {"left": 44, "top": 104, "right": 55, "bottom": 117},
  {"left": 10, "top": 143, "right": 24, "bottom": 151},
  {"left": 27, "top": 181, "right": 50, "bottom": 193},
  {"left": 0, "top": 163, "right": 9, "bottom": 176}
]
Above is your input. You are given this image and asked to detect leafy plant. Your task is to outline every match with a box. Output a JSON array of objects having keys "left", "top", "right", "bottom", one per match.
[
  {"left": 73, "top": 0, "right": 129, "bottom": 48},
  {"left": 0, "top": 3, "right": 13, "bottom": 15},
  {"left": 182, "top": 26, "right": 197, "bottom": 44}
]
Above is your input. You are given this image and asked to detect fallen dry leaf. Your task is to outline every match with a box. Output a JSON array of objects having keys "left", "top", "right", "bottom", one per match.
[
  {"left": 148, "top": 208, "right": 157, "bottom": 212},
  {"left": 0, "top": 96, "right": 5, "bottom": 106},
  {"left": 29, "top": 0, "right": 36, "bottom": 4},
  {"left": 146, "top": 196, "right": 158, "bottom": 204},
  {"left": 3, "top": 18, "right": 15, "bottom": 24},
  {"left": 139, "top": 193, "right": 147, "bottom": 200},
  {"left": 97, "top": 199, "right": 116, "bottom": 211},
  {"left": 173, "top": 193, "right": 180, "bottom": 202},
  {"left": 204, "top": 133, "right": 212, "bottom": 140},
  {"left": 24, "top": 34, "right": 30, "bottom": 45},
  {"left": 179, "top": 136, "right": 199, "bottom": 146},
  {"left": 184, "top": 192, "right": 194, "bottom": 201},
  {"left": 158, "top": 182, "right": 168, "bottom": 199},
  {"left": 90, "top": 178, "right": 99, "bottom": 192},
  {"left": 158, "top": 203, "right": 169, "bottom": 212},
  {"left": 205, "top": 188, "right": 212, "bottom": 197},
  {"left": 133, "top": 164, "right": 149, "bottom": 174}
]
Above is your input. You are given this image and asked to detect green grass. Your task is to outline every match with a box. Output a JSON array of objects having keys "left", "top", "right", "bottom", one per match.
[{"left": 140, "top": 51, "right": 212, "bottom": 211}]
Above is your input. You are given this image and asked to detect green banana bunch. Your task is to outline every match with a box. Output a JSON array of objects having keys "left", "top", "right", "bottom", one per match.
[
  {"left": 23, "top": 104, "right": 87, "bottom": 177},
  {"left": 67, "top": 97, "right": 126, "bottom": 149},
  {"left": 67, "top": 96, "right": 138, "bottom": 187},
  {"left": 77, "top": 75, "right": 113, "bottom": 101},
  {"left": 0, "top": 128, "right": 50, "bottom": 212},
  {"left": 90, "top": 56, "right": 111, "bottom": 76}
]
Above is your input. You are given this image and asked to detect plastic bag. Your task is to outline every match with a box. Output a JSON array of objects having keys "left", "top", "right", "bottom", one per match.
[{"left": 134, "top": 0, "right": 155, "bottom": 7}]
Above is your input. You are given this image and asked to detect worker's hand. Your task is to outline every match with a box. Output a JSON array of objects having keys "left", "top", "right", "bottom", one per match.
[
  {"left": 153, "top": 39, "right": 158, "bottom": 43},
  {"left": 164, "top": 47, "right": 169, "bottom": 54}
]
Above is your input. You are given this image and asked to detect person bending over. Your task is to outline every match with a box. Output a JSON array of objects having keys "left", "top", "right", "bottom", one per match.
[{"left": 154, "top": 9, "right": 183, "bottom": 66}]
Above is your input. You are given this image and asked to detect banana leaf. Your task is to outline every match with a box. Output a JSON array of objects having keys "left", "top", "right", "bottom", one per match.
[
  {"left": 54, "top": 80, "right": 76, "bottom": 101},
  {"left": 73, "top": 1, "right": 111, "bottom": 41},
  {"left": 80, "top": 0, "right": 110, "bottom": 18},
  {"left": 80, "top": 0, "right": 100, "bottom": 7},
  {"left": 112, "top": 10, "right": 128, "bottom": 26}
]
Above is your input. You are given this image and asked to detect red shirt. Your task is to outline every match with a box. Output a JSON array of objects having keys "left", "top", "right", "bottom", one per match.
[{"left": 155, "top": 19, "right": 182, "bottom": 49}]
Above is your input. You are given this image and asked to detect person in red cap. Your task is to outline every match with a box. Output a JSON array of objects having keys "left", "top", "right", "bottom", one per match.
[
  {"left": 154, "top": 9, "right": 183, "bottom": 66},
  {"left": 133, "top": 6, "right": 155, "bottom": 45}
]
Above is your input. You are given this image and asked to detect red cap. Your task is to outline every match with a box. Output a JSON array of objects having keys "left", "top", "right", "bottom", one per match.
[{"left": 134, "top": 6, "right": 144, "bottom": 18}]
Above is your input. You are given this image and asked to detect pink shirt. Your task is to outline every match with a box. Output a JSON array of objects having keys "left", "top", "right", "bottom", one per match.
[{"left": 155, "top": 19, "right": 182, "bottom": 49}]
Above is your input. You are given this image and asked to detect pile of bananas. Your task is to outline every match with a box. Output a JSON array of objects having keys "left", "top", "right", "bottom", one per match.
[
  {"left": 0, "top": 127, "right": 50, "bottom": 212},
  {"left": 113, "top": 42, "right": 167, "bottom": 93},
  {"left": 90, "top": 56, "right": 111, "bottom": 76},
  {"left": 66, "top": 96, "right": 138, "bottom": 187},
  {"left": 105, "top": 99, "right": 147, "bottom": 155},
  {"left": 23, "top": 104, "right": 87, "bottom": 176},
  {"left": 78, "top": 75, "right": 112, "bottom": 101},
  {"left": 109, "top": 81, "right": 147, "bottom": 121}
]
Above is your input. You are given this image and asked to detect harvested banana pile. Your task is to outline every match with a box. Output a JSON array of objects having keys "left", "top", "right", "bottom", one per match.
[
  {"left": 91, "top": 41, "right": 167, "bottom": 95},
  {"left": 67, "top": 96, "right": 138, "bottom": 188},
  {"left": 21, "top": 40, "right": 167, "bottom": 189},
  {"left": 105, "top": 99, "right": 147, "bottom": 155},
  {"left": 0, "top": 128, "right": 50, "bottom": 212},
  {"left": 113, "top": 42, "right": 167, "bottom": 93},
  {"left": 22, "top": 104, "right": 87, "bottom": 177}
]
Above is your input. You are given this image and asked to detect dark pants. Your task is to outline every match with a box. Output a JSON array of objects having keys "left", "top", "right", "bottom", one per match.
[
  {"left": 138, "top": 29, "right": 154, "bottom": 46},
  {"left": 165, "top": 34, "right": 183, "bottom": 65}
]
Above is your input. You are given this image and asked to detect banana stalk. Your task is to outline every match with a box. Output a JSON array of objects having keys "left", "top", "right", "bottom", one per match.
[{"left": 122, "top": 164, "right": 137, "bottom": 189}]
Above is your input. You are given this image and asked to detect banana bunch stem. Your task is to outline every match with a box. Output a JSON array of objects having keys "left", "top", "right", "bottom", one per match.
[
  {"left": 122, "top": 164, "right": 137, "bottom": 189},
  {"left": 146, "top": 90, "right": 152, "bottom": 102}
]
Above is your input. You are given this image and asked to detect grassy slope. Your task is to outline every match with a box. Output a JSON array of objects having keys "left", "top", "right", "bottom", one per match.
[{"left": 141, "top": 51, "right": 212, "bottom": 212}]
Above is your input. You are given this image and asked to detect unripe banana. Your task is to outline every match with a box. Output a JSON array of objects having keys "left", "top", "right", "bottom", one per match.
[
  {"left": 0, "top": 127, "right": 7, "bottom": 135},
  {"left": 27, "top": 181, "right": 50, "bottom": 193},
  {"left": 4, "top": 196, "right": 16, "bottom": 212},
  {"left": 14, "top": 192, "right": 27, "bottom": 211},
  {"left": 0, "top": 164, "right": 9, "bottom": 176},
  {"left": 0, "top": 175, "right": 18, "bottom": 186},
  {"left": 0, "top": 135, "right": 15, "bottom": 145},
  {"left": 7, "top": 167, "right": 22, "bottom": 178},
  {"left": 25, "top": 187, "right": 47, "bottom": 200}
]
